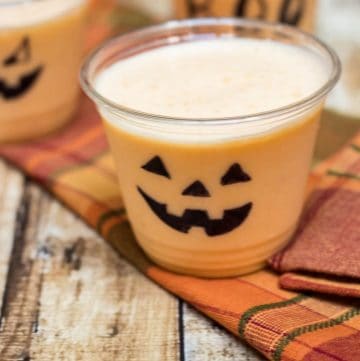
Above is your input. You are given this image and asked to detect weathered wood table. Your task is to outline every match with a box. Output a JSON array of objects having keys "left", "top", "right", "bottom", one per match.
[{"left": 0, "top": 110, "right": 358, "bottom": 361}]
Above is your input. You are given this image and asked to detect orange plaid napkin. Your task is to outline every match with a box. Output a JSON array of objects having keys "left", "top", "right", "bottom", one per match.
[{"left": 1, "top": 2, "right": 360, "bottom": 360}]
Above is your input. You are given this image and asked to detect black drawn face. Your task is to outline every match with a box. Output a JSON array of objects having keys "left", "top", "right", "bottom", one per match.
[
  {"left": 137, "top": 156, "right": 253, "bottom": 237},
  {"left": 186, "top": 0, "right": 304, "bottom": 26},
  {"left": 0, "top": 37, "right": 44, "bottom": 100},
  {"left": 186, "top": 0, "right": 214, "bottom": 16}
]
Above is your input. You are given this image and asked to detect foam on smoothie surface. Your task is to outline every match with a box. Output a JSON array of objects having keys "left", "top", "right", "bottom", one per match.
[
  {"left": 0, "top": 0, "right": 84, "bottom": 28},
  {"left": 95, "top": 38, "right": 328, "bottom": 119}
]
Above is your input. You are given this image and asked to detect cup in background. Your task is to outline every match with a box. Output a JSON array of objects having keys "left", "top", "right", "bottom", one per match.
[
  {"left": 175, "top": 0, "right": 317, "bottom": 32},
  {"left": 81, "top": 19, "right": 339, "bottom": 278},
  {"left": 0, "top": 0, "right": 87, "bottom": 143}
]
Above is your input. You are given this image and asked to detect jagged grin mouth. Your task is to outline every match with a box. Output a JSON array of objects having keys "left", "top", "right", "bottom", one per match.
[
  {"left": 137, "top": 186, "right": 252, "bottom": 237},
  {"left": 0, "top": 66, "right": 43, "bottom": 100}
]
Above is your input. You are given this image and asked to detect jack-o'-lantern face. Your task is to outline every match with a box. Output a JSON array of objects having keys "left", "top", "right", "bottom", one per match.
[
  {"left": 137, "top": 156, "right": 253, "bottom": 236},
  {"left": 0, "top": 37, "right": 43, "bottom": 100}
]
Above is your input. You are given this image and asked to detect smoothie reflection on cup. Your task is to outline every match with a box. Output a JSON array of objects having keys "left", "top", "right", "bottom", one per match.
[
  {"left": 81, "top": 19, "right": 340, "bottom": 278},
  {"left": 0, "top": 0, "right": 87, "bottom": 143}
]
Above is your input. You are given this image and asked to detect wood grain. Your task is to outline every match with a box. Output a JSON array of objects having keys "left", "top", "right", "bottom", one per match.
[
  {"left": 0, "top": 160, "right": 264, "bottom": 361},
  {"left": 0, "top": 161, "right": 24, "bottom": 314},
  {"left": 0, "top": 161, "right": 179, "bottom": 361}
]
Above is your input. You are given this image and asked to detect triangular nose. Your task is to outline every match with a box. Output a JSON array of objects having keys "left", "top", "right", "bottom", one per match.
[{"left": 182, "top": 180, "right": 210, "bottom": 197}]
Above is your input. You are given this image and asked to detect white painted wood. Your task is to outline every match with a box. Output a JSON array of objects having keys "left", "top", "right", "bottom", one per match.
[{"left": 0, "top": 160, "right": 24, "bottom": 311}]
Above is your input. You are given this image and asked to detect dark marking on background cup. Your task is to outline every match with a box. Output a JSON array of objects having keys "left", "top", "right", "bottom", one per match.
[{"left": 175, "top": 0, "right": 316, "bottom": 32}]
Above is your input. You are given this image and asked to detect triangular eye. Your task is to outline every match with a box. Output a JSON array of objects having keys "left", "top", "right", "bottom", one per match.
[
  {"left": 221, "top": 163, "right": 251, "bottom": 185},
  {"left": 3, "top": 37, "right": 31, "bottom": 67},
  {"left": 141, "top": 156, "right": 170, "bottom": 179}
]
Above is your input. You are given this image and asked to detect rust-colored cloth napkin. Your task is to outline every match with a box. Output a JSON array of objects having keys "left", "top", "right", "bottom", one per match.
[
  {"left": 1, "top": 2, "right": 360, "bottom": 360},
  {"left": 269, "top": 139, "right": 360, "bottom": 298}
]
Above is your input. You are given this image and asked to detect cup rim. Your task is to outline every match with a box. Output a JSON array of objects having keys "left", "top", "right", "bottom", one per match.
[
  {"left": 0, "top": 0, "right": 83, "bottom": 6},
  {"left": 0, "top": 0, "right": 53, "bottom": 5},
  {"left": 80, "top": 17, "right": 341, "bottom": 125}
]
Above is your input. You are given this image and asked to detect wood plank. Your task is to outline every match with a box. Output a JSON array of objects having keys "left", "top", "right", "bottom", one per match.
[
  {"left": 0, "top": 161, "right": 25, "bottom": 312},
  {"left": 0, "top": 181, "right": 43, "bottom": 360},
  {"left": 183, "top": 303, "right": 264, "bottom": 361},
  {"left": 0, "top": 174, "right": 179, "bottom": 361}
]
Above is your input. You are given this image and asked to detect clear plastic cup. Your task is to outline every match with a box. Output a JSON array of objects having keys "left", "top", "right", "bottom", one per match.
[
  {"left": 0, "top": 0, "right": 87, "bottom": 143},
  {"left": 81, "top": 18, "right": 340, "bottom": 278}
]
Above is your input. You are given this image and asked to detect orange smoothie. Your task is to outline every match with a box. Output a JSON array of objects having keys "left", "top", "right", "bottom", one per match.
[
  {"left": 104, "top": 108, "right": 320, "bottom": 277},
  {"left": 81, "top": 20, "right": 340, "bottom": 277},
  {"left": 0, "top": 0, "right": 87, "bottom": 143}
]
